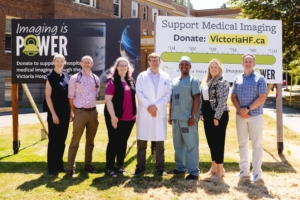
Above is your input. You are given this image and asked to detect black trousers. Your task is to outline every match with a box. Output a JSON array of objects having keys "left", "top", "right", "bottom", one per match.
[
  {"left": 47, "top": 109, "right": 70, "bottom": 172},
  {"left": 202, "top": 101, "right": 229, "bottom": 164},
  {"left": 105, "top": 114, "right": 135, "bottom": 170}
]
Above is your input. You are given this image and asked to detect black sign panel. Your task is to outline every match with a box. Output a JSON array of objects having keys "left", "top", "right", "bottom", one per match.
[{"left": 12, "top": 18, "right": 141, "bottom": 83}]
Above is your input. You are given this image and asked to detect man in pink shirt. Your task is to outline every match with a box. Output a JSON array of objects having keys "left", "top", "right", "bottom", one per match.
[{"left": 67, "top": 55, "right": 100, "bottom": 178}]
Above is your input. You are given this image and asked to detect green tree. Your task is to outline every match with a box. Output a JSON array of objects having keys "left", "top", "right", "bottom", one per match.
[{"left": 228, "top": 0, "right": 300, "bottom": 68}]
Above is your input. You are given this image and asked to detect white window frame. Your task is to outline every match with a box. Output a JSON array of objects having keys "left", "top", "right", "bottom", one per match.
[
  {"left": 5, "top": 77, "right": 12, "bottom": 102},
  {"left": 132, "top": 2, "right": 138, "bottom": 18},
  {"left": 5, "top": 16, "right": 20, "bottom": 53},
  {"left": 72, "top": 0, "right": 96, "bottom": 7},
  {"left": 113, "top": 0, "right": 121, "bottom": 17},
  {"left": 152, "top": 8, "right": 158, "bottom": 23},
  {"left": 143, "top": 6, "right": 148, "bottom": 20}
]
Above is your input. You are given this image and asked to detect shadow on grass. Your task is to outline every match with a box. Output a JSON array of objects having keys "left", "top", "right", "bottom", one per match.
[
  {"left": 262, "top": 148, "right": 297, "bottom": 173},
  {"left": 233, "top": 178, "right": 275, "bottom": 199},
  {"left": 0, "top": 141, "right": 42, "bottom": 160}
]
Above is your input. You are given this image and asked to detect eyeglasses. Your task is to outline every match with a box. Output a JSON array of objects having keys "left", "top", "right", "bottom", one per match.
[
  {"left": 117, "top": 64, "right": 128, "bottom": 68},
  {"left": 149, "top": 60, "right": 160, "bottom": 63}
]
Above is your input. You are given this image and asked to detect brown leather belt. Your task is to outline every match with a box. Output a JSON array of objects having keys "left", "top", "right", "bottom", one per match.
[{"left": 76, "top": 107, "right": 96, "bottom": 111}]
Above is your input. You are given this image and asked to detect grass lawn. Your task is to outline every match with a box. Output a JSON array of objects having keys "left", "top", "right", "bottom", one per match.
[{"left": 0, "top": 102, "right": 300, "bottom": 200}]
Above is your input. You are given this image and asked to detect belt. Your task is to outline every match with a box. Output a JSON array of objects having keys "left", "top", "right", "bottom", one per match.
[{"left": 76, "top": 107, "right": 96, "bottom": 111}]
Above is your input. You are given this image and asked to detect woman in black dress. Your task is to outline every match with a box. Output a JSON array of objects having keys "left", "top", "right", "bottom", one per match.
[{"left": 44, "top": 54, "right": 72, "bottom": 175}]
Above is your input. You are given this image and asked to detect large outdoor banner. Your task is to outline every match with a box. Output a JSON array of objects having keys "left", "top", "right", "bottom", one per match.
[
  {"left": 11, "top": 18, "right": 140, "bottom": 84},
  {"left": 155, "top": 16, "right": 282, "bottom": 83}
]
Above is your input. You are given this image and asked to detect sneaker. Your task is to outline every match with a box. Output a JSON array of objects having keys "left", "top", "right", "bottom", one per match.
[
  {"left": 185, "top": 174, "right": 199, "bottom": 180},
  {"left": 169, "top": 169, "right": 186, "bottom": 174},
  {"left": 157, "top": 170, "right": 167, "bottom": 176},
  {"left": 250, "top": 173, "right": 261, "bottom": 182},
  {"left": 132, "top": 168, "right": 145, "bottom": 176},
  {"left": 67, "top": 169, "right": 76, "bottom": 178},
  {"left": 84, "top": 165, "right": 97, "bottom": 173},
  {"left": 234, "top": 170, "right": 248, "bottom": 177}
]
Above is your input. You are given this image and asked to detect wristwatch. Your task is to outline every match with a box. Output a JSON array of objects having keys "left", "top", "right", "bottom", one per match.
[
  {"left": 246, "top": 106, "right": 250, "bottom": 111},
  {"left": 189, "top": 115, "right": 196, "bottom": 119}
]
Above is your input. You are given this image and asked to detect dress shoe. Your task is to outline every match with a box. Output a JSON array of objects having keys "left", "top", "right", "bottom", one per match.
[
  {"left": 84, "top": 165, "right": 97, "bottom": 173},
  {"left": 157, "top": 170, "right": 167, "bottom": 176},
  {"left": 48, "top": 171, "right": 58, "bottom": 176},
  {"left": 185, "top": 174, "right": 199, "bottom": 180},
  {"left": 132, "top": 168, "right": 145, "bottom": 176}
]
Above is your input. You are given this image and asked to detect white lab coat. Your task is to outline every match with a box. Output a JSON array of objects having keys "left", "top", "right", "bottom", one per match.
[{"left": 136, "top": 68, "right": 171, "bottom": 141}]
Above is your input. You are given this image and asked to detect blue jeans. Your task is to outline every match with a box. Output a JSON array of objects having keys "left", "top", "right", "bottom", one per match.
[{"left": 172, "top": 120, "right": 200, "bottom": 176}]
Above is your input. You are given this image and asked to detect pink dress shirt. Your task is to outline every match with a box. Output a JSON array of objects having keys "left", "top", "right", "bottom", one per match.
[{"left": 68, "top": 70, "right": 100, "bottom": 108}]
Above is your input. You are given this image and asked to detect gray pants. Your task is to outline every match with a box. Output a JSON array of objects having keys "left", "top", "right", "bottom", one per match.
[{"left": 136, "top": 140, "right": 165, "bottom": 171}]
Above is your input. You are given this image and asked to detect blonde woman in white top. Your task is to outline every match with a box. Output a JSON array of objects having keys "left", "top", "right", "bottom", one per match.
[{"left": 199, "top": 59, "right": 230, "bottom": 179}]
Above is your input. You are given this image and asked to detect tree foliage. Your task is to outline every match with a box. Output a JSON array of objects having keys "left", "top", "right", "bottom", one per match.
[{"left": 228, "top": 0, "right": 300, "bottom": 67}]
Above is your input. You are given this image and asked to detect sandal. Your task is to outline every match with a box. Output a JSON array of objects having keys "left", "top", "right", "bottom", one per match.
[
  {"left": 117, "top": 166, "right": 127, "bottom": 175},
  {"left": 205, "top": 168, "right": 217, "bottom": 176},
  {"left": 106, "top": 170, "right": 118, "bottom": 178}
]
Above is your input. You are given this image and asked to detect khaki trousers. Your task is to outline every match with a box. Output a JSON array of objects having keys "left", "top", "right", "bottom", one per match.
[{"left": 67, "top": 109, "right": 99, "bottom": 170}]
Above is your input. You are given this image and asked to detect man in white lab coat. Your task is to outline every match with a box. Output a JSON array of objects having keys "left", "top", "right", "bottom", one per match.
[{"left": 133, "top": 52, "right": 172, "bottom": 176}]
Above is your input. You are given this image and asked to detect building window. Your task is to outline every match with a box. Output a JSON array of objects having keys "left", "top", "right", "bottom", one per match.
[
  {"left": 72, "top": 0, "right": 95, "bottom": 7},
  {"left": 132, "top": 2, "right": 138, "bottom": 17},
  {"left": 152, "top": 8, "right": 158, "bottom": 22},
  {"left": 142, "top": 29, "right": 147, "bottom": 36},
  {"left": 113, "top": 0, "right": 121, "bottom": 17},
  {"left": 164, "top": 12, "right": 167, "bottom": 16},
  {"left": 143, "top": 6, "right": 148, "bottom": 20},
  {"left": 5, "top": 18, "right": 11, "bottom": 52},
  {"left": 5, "top": 77, "right": 12, "bottom": 102}
]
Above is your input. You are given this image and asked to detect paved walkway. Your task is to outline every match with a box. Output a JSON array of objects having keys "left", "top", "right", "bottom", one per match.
[{"left": 0, "top": 87, "right": 299, "bottom": 135}]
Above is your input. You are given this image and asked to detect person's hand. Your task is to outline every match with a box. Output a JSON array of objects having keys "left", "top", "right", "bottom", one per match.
[
  {"left": 241, "top": 113, "right": 251, "bottom": 119},
  {"left": 200, "top": 115, "right": 204, "bottom": 122},
  {"left": 238, "top": 108, "right": 249, "bottom": 117},
  {"left": 213, "top": 119, "right": 219, "bottom": 126},
  {"left": 147, "top": 105, "right": 157, "bottom": 117},
  {"left": 52, "top": 114, "right": 59, "bottom": 124},
  {"left": 69, "top": 111, "right": 74, "bottom": 122},
  {"left": 168, "top": 118, "right": 172, "bottom": 125},
  {"left": 188, "top": 118, "right": 195, "bottom": 127},
  {"left": 111, "top": 115, "right": 118, "bottom": 129}
]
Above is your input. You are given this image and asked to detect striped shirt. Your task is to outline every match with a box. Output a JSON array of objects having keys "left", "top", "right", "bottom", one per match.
[{"left": 231, "top": 70, "right": 267, "bottom": 116}]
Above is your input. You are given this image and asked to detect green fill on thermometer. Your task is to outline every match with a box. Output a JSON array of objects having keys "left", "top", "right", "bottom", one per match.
[{"left": 161, "top": 52, "right": 276, "bottom": 65}]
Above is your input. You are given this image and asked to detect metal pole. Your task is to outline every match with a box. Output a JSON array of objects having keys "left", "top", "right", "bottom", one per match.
[
  {"left": 187, "top": 0, "right": 190, "bottom": 17},
  {"left": 276, "top": 84, "right": 284, "bottom": 154},
  {"left": 285, "top": 64, "right": 288, "bottom": 90}
]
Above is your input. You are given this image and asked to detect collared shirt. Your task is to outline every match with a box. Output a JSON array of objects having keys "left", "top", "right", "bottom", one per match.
[
  {"left": 148, "top": 68, "right": 160, "bottom": 98},
  {"left": 231, "top": 70, "right": 267, "bottom": 116},
  {"left": 68, "top": 70, "right": 100, "bottom": 108}
]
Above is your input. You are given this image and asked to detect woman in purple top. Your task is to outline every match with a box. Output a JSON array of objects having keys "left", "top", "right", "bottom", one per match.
[{"left": 104, "top": 57, "right": 137, "bottom": 178}]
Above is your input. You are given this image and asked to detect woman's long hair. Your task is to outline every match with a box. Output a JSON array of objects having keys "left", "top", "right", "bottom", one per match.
[
  {"left": 110, "top": 57, "right": 134, "bottom": 80},
  {"left": 200, "top": 59, "right": 223, "bottom": 89}
]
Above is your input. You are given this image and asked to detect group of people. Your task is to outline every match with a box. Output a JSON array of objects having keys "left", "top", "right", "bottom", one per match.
[{"left": 44, "top": 52, "right": 267, "bottom": 183}]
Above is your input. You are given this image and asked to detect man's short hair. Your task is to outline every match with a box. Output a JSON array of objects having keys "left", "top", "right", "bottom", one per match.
[
  {"left": 148, "top": 52, "right": 160, "bottom": 61},
  {"left": 242, "top": 53, "right": 255, "bottom": 62},
  {"left": 81, "top": 55, "right": 93, "bottom": 63}
]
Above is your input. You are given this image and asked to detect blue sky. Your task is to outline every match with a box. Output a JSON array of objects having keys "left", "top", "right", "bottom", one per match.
[{"left": 189, "top": 0, "right": 229, "bottom": 10}]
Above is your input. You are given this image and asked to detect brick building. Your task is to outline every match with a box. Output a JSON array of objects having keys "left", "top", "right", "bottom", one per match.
[{"left": 0, "top": 0, "right": 240, "bottom": 106}]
